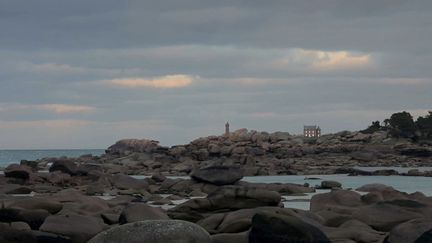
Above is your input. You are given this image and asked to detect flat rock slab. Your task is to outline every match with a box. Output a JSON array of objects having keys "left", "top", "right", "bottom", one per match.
[{"left": 191, "top": 165, "right": 243, "bottom": 186}]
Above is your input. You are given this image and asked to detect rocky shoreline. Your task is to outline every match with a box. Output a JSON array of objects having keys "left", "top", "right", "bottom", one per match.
[
  {"left": 1, "top": 161, "right": 432, "bottom": 242},
  {"left": 8, "top": 129, "right": 430, "bottom": 177},
  {"left": 1, "top": 129, "right": 431, "bottom": 242},
  {"left": 102, "top": 129, "right": 431, "bottom": 176}
]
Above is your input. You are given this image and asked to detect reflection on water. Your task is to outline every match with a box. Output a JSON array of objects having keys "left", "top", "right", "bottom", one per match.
[
  {"left": 133, "top": 173, "right": 432, "bottom": 210},
  {"left": 243, "top": 174, "right": 432, "bottom": 196},
  {"left": 245, "top": 174, "right": 432, "bottom": 210},
  {"left": 354, "top": 166, "right": 432, "bottom": 173}
]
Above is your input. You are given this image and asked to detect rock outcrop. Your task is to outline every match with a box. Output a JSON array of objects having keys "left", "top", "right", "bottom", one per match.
[
  {"left": 26, "top": 129, "right": 432, "bottom": 177},
  {"left": 106, "top": 139, "right": 165, "bottom": 155},
  {"left": 1, "top": 129, "right": 432, "bottom": 243}
]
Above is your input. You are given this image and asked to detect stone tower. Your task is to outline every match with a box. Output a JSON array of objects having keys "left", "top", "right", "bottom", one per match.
[{"left": 225, "top": 122, "right": 230, "bottom": 136}]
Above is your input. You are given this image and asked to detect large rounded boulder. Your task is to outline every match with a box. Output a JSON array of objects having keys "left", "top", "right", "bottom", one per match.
[
  {"left": 109, "top": 174, "right": 149, "bottom": 190},
  {"left": 40, "top": 214, "right": 107, "bottom": 243},
  {"left": 4, "top": 164, "right": 33, "bottom": 180},
  {"left": 310, "top": 190, "right": 363, "bottom": 212},
  {"left": 0, "top": 223, "right": 37, "bottom": 243},
  {"left": 190, "top": 165, "right": 243, "bottom": 186},
  {"left": 49, "top": 159, "right": 79, "bottom": 176},
  {"left": 356, "top": 183, "right": 396, "bottom": 193},
  {"left": 249, "top": 212, "right": 331, "bottom": 243},
  {"left": 198, "top": 207, "right": 298, "bottom": 234},
  {"left": 88, "top": 220, "right": 212, "bottom": 243},
  {"left": 8, "top": 197, "right": 63, "bottom": 214},
  {"left": 212, "top": 232, "right": 249, "bottom": 243},
  {"left": 387, "top": 218, "right": 432, "bottom": 243},
  {"left": 168, "top": 186, "right": 281, "bottom": 222},
  {"left": 0, "top": 184, "right": 32, "bottom": 194},
  {"left": 207, "top": 186, "right": 281, "bottom": 209},
  {"left": 352, "top": 201, "right": 423, "bottom": 231},
  {"left": 320, "top": 180, "right": 342, "bottom": 189},
  {"left": 119, "top": 203, "right": 169, "bottom": 224}
]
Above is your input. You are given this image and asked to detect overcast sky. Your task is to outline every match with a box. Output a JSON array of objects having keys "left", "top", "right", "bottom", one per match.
[{"left": 0, "top": 0, "right": 431, "bottom": 149}]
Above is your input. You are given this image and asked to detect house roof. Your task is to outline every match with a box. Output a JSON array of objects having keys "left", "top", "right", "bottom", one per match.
[{"left": 304, "top": 125, "right": 320, "bottom": 130}]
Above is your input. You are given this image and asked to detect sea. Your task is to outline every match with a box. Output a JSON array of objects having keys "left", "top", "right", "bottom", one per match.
[
  {"left": 133, "top": 174, "right": 432, "bottom": 210},
  {"left": 243, "top": 174, "right": 432, "bottom": 210},
  {"left": 244, "top": 174, "right": 432, "bottom": 195},
  {"left": 0, "top": 149, "right": 105, "bottom": 168}
]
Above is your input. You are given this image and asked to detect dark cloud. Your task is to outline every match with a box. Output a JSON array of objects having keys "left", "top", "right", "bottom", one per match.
[
  {"left": 1, "top": 0, "right": 431, "bottom": 50},
  {"left": 0, "top": 0, "right": 431, "bottom": 148}
]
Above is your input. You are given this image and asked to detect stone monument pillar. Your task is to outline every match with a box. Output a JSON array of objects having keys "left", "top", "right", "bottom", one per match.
[{"left": 225, "top": 122, "right": 230, "bottom": 136}]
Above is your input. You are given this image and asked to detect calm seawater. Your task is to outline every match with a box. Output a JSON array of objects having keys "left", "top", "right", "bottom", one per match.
[
  {"left": 0, "top": 149, "right": 105, "bottom": 168},
  {"left": 244, "top": 175, "right": 432, "bottom": 196},
  {"left": 132, "top": 174, "right": 432, "bottom": 210},
  {"left": 243, "top": 175, "right": 432, "bottom": 210},
  {"left": 133, "top": 173, "right": 432, "bottom": 197}
]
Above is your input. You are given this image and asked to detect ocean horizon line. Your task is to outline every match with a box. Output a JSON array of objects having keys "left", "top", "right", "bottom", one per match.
[{"left": 0, "top": 148, "right": 105, "bottom": 151}]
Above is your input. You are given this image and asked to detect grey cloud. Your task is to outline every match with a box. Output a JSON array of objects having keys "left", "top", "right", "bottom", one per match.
[
  {"left": 0, "top": 0, "right": 431, "bottom": 148},
  {"left": 0, "top": 0, "right": 431, "bottom": 51}
]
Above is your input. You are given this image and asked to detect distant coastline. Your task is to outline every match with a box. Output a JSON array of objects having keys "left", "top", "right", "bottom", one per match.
[{"left": 0, "top": 149, "right": 104, "bottom": 168}]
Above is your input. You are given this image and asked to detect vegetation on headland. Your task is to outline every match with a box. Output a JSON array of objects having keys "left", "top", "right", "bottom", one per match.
[{"left": 362, "top": 111, "right": 432, "bottom": 141}]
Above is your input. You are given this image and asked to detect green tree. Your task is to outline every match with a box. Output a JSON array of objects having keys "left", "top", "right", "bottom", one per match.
[
  {"left": 383, "top": 119, "right": 390, "bottom": 128},
  {"left": 388, "top": 111, "right": 417, "bottom": 138},
  {"left": 416, "top": 111, "right": 432, "bottom": 139},
  {"left": 361, "top": 120, "right": 382, "bottom": 134}
]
